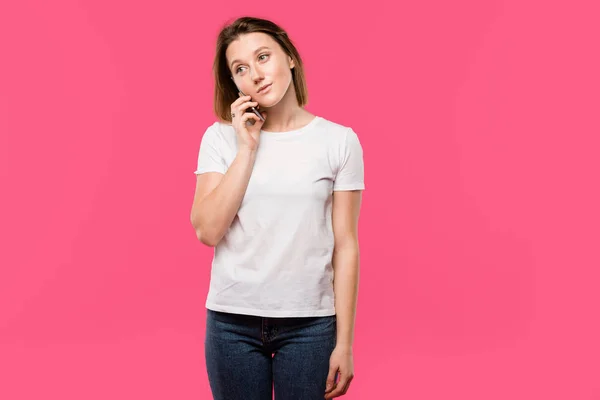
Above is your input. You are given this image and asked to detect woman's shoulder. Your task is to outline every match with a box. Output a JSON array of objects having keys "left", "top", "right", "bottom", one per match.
[
  {"left": 198, "top": 121, "right": 238, "bottom": 154},
  {"left": 203, "top": 120, "right": 236, "bottom": 140},
  {"left": 206, "top": 119, "right": 233, "bottom": 131},
  {"left": 313, "top": 116, "right": 358, "bottom": 142}
]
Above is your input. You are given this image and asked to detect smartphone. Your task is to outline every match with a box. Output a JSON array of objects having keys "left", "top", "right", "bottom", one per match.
[{"left": 236, "top": 87, "right": 266, "bottom": 122}]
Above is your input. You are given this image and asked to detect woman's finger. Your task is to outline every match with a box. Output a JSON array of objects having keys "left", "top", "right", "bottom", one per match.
[
  {"left": 230, "top": 95, "right": 251, "bottom": 110},
  {"left": 240, "top": 112, "right": 262, "bottom": 125},
  {"left": 325, "top": 367, "right": 338, "bottom": 394},
  {"left": 325, "top": 373, "right": 351, "bottom": 399},
  {"left": 237, "top": 101, "right": 259, "bottom": 114},
  {"left": 340, "top": 375, "right": 353, "bottom": 394}
]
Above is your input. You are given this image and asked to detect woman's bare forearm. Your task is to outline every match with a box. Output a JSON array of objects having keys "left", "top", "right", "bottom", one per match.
[
  {"left": 332, "top": 244, "right": 360, "bottom": 348},
  {"left": 192, "top": 148, "right": 256, "bottom": 246}
]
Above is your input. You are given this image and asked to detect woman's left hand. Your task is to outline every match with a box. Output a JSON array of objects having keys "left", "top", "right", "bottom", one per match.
[{"left": 324, "top": 345, "right": 354, "bottom": 399}]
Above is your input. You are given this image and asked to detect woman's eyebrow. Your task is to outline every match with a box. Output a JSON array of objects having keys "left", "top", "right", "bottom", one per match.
[{"left": 230, "top": 46, "right": 271, "bottom": 69}]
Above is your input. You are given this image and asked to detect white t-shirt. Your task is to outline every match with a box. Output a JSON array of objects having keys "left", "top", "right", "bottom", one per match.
[{"left": 194, "top": 115, "right": 365, "bottom": 317}]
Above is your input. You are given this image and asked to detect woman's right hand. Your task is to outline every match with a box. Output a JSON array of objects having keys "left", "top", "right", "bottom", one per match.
[{"left": 231, "top": 94, "right": 266, "bottom": 152}]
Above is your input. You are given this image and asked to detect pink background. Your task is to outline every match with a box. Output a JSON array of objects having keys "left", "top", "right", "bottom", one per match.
[{"left": 1, "top": 0, "right": 599, "bottom": 399}]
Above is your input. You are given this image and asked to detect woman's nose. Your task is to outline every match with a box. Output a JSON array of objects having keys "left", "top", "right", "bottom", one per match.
[{"left": 249, "top": 65, "right": 264, "bottom": 81}]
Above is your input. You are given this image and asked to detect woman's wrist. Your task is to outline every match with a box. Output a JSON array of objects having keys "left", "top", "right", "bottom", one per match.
[
  {"left": 335, "top": 342, "right": 353, "bottom": 351},
  {"left": 237, "top": 146, "right": 257, "bottom": 157}
]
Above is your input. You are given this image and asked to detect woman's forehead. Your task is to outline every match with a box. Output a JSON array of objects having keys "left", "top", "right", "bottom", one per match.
[{"left": 227, "top": 33, "right": 278, "bottom": 59}]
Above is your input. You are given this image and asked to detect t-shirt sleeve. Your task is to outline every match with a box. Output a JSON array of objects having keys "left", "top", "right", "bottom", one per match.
[
  {"left": 333, "top": 128, "right": 365, "bottom": 191},
  {"left": 194, "top": 124, "right": 227, "bottom": 175}
]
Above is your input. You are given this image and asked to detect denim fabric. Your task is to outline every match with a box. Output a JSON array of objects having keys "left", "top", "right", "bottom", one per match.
[{"left": 205, "top": 309, "right": 337, "bottom": 400}]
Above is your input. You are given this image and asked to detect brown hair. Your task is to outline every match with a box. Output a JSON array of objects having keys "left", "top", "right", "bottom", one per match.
[{"left": 212, "top": 17, "right": 308, "bottom": 122}]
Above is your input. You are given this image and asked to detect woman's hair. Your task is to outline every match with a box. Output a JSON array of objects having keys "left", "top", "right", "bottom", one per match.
[{"left": 212, "top": 16, "right": 308, "bottom": 122}]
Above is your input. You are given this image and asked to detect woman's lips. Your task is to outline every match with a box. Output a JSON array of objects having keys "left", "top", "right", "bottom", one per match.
[{"left": 257, "top": 83, "right": 272, "bottom": 94}]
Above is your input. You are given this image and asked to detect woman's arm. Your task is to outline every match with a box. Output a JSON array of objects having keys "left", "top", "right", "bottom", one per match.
[
  {"left": 190, "top": 147, "right": 257, "bottom": 247},
  {"left": 325, "top": 189, "right": 362, "bottom": 399},
  {"left": 332, "top": 189, "right": 362, "bottom": 347}
]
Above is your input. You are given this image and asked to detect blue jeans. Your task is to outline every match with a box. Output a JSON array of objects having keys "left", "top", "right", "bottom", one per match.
[{"left": 205, "top": 309, "right": 337, "bottom": 400}]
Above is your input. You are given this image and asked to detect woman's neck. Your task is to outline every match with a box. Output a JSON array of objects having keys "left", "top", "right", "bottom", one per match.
[{"left": 260, "top": 85, "right": 313, "bottom": 132}]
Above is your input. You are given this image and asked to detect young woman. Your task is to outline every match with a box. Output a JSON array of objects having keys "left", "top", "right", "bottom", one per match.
[{"left": 190, "top": 16, "right": 365, "bottom": 400}]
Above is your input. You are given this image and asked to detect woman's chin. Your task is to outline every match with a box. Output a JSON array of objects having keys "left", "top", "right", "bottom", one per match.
[{"left": 258, "top": 94, "right": 281, "bottom": 108}]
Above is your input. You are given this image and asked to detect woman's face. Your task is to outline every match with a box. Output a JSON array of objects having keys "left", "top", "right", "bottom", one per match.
[{"left": 226, "top": 32, "right": 295, "bottom": 108}]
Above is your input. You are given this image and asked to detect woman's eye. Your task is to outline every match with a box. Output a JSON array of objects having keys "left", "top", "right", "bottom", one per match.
[{"left": 235, "top": 55, "right": 268, "bottom": 74}]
